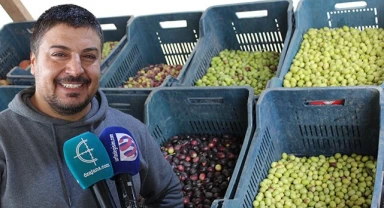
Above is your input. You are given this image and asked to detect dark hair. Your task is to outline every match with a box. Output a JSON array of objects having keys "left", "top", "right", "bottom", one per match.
[{"left": 30, "top": 4, "right": 103, "bottom": 55}]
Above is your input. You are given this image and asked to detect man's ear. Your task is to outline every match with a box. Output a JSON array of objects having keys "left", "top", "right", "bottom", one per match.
[{"left": 30, "top": 51, "right": 36, "bottom": 76}]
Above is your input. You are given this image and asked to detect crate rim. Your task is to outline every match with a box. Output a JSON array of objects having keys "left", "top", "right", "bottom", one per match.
[
  {"left": 144, "top": 85, "right": 255, "bottom": 107},
  {"left": 257, "top": 85, "right": 384, "bottom": 123},
  {"left": 201, "top": 0, "right": 294, "bottom": 19},
  {"left": 197, "top": 0, "right": 294, "bottom": 60},
  {"left": 127, "top": 10, "right": 203, "bottom": 25},
  {"left": 126, "top": 10, "right": 203, "bottom": 42}
]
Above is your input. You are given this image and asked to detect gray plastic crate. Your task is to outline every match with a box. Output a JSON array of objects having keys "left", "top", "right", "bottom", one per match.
[
  {"left": 177, "top": 0, "right": 294, "bottom": 97},
  {"left": 213, "top": 87, "right": 384, "bottom": 208},
  {"left": 99, "top": 12, "right": 202, "bottom": 89},
  {"left": 144, "top": 86, "right": 255, "bottom": 207},
  {"left": 270, "top": 0, "right": 384, "bottom": 88}
]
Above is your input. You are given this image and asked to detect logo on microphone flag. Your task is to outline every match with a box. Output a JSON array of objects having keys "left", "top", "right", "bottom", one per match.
[
  {"left": 74, "top": 137, "right": 98, "bottom": 166},
  {"left": 117, "top": 133, "right": 138, "bottom": 161}
]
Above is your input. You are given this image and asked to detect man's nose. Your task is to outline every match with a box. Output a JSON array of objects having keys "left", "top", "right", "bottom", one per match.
[{"left": 65, "top": 54, "right": 84, "bottom": 77}]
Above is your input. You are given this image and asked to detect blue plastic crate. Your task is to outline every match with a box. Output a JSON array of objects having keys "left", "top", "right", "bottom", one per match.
[
  {"left": 99, "top": 12, "right": 202, "bottom": 88},
  {"left": 3, "top": 15, "right": 132, "bottom": 85},
  {"left": 0, "top": 85, "right": 28, "bottom": 112},
  {"left": 177, "top": 0, "right": 294, "bottom": 95},
  {"left": 101, "top": 88, "right": 151, "bottom": 122},
  {"left": 144, "top": 86, "right": 255, "bottom": 207},
  {"left": 6, "top": 67, "right": 32, "bottom": 86},
  {"left": 270, "top": 0, "right": 384, "bottom": 88},
  {"left": 212, "top": 87, "right": 384, "bottom": 208},
  {"left": 0, "top": 21, "right": 35, "bottom": 80}
]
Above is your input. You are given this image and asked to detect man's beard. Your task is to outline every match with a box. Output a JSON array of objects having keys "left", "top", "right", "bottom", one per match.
[
  {"left": 45, "top": 92, "right": 92, "bottom": 116},
  {"left": 46, "top": 76, "right": 93, "bottom": 116}
]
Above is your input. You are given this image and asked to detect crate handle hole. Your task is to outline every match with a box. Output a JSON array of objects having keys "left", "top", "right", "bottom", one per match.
[
  {"left": 334, "top": 1, "right": 367, "bottom": 10},
  {"left": 236, "top": 10, "right": 268, "bottom": 19},
  {"left": 101, "top": 23, "right": 117, "bottom": 31},
  {"left": 304, "top": 99, "right": 345, "bottom": 106},
  {"left": 159, "top": 20, "right": 187, "bottom": 29}
]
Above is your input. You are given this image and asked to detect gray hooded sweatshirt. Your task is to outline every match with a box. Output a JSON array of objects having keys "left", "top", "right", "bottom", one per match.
[{"left": 0, "top": 87, "right": 183, "bottom": 208}]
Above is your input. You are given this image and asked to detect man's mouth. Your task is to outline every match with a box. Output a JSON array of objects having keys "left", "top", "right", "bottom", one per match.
[
  {"left": 61, "top": 83, "right": 83, "bottom": 89},
  {"left": 56, "top": 76, "right": 91, "bottom": 89}
]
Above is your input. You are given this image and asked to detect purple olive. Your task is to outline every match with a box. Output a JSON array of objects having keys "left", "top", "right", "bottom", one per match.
[{"left": 205, "top": 192, "right": 213, "bottom": 199}]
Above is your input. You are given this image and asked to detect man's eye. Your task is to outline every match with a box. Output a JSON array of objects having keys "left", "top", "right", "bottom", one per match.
[
  {"left": 83, "top": 54, "right": 97, "bottom": 60},
  {"left": 52, "top": 53, "right": 66, "bottom": 57}
]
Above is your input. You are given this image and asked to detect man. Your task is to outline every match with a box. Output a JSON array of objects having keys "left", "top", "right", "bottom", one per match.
[{"left": 0, "top": 4, "right": 183, "bottom": 208}]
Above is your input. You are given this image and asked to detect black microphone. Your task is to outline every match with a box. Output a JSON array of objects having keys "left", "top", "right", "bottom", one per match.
[
  {"left": 99, "top": 126, "right": 140, "bottom": 208},
  {"left": 63, "top": 131, "right": 117, "bottom": 208}
]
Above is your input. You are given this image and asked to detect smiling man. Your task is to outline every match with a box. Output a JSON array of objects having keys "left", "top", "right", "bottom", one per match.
[
  {"left": 31, "top": 24, "right": 100, "bottom": 121},
  {"left": 0, "top": 4, "right": 183, "bottom": 208}
]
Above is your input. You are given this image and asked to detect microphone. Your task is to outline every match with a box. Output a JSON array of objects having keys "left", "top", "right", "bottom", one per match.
[
  {"left": 63, "top": 131, "right": 117, "bottom": 208},
  {"left": 99, "top": 126, "right": 140, "bottom": 208}
]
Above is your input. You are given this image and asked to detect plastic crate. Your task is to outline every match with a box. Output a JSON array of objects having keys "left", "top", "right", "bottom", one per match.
[
  {"left": 4, "top": 15, "right": 132, "bottom": 85},
  {"left": 212, "top": 87, "right": 384, "bottom": 208},
  {"left": 101, "top": 88, "right": 151, "bottom": 122},
  {"left": 6, "top": 67, "right": 32, "bottom": 86},
  {"left": 0, "top": 85, "right": 28, "bottom": 112},
  {"left": 270, "top": 0, "right": 384, "bottom": 88},
  {"left": 177, "top": 0, "right": 294, "bottom": 95},
  {"left": 99, "top": 11, "right": 202, "bottom": 88},
  {"left": 144, "top": 86, "right": 255, "bottom": 207},
  {"left": 0, "top": 21, "right": 35, "bottom": 80}
]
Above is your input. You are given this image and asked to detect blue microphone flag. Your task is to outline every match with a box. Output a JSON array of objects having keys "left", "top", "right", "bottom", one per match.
[{"left": 99, "top": 126, "right": 140, "bottom": 176}]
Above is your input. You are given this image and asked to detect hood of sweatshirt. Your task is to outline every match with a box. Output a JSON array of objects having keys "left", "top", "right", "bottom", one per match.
[
  {"left": 9, "top": 86, "right": 107, "bottom": 128},
  {"left": 6, "top": 86, "right": 115, "bottom": 207}
]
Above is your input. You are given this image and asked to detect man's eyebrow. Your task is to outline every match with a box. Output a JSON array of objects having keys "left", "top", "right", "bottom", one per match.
[
  {"left": 83, "top": 47, "right": 99, "bottom": 53},
  {"left": 49, "top": 45, "right": 99, "bottom": 53},
  {"left": 50, "top": 45, "right": 70, "bottom": 50}
]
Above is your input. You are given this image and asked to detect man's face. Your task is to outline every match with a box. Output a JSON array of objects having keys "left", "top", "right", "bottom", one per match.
[{"left": 30, "top": 24, "right": 101, "bottom": 119}]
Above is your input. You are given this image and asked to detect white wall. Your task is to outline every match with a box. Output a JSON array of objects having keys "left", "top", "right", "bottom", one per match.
[{"left": 0, "top": 0, "right": 299, "bottom": 28}]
